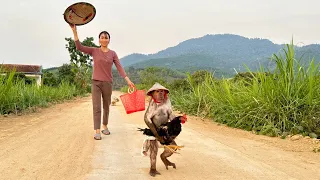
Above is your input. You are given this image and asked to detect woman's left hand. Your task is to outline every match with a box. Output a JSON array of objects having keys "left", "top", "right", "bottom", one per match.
[
  {"left": 128, "top": 80, "right": 135, "bottom": 88},
  {"left": 125, "top": 77, "right": 135, "bottom": 88}
]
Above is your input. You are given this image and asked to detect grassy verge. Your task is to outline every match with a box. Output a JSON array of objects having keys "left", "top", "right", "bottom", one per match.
[
  {"left": 170, "top": 41, "right": 320, "bottom": 138},
  {"left": 0, "top": 70, "right": 87, "bottom": 115}
]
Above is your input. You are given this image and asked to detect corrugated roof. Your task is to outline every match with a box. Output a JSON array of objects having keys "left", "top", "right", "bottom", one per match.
[{"left": 0, "top": 64, "right": 42, "bottom": 74}]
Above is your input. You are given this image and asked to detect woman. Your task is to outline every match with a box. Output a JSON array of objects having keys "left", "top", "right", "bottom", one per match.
[{"left": 69, "top": 24, "right": 135, "bottom": 140}]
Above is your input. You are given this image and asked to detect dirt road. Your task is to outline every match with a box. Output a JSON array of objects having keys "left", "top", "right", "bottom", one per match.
[{"left": 0, "top": 91, "right": 319, "bottom": 180}]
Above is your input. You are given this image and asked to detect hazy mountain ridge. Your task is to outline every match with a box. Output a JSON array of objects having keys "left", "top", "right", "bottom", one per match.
[{"left": 120, "top": 34, "right": 320, "bottom": 75}]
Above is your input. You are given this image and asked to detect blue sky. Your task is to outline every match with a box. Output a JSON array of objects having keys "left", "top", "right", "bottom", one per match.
[{"left": 1, "top": 0, "right": 319, "bottom": 68}]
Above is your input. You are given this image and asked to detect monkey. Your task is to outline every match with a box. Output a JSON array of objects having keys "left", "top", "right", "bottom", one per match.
[{"left": 142, "top": 82, "right": 177, "bottom": 177}]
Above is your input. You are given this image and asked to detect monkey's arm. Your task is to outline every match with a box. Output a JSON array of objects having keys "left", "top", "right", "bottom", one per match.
[{"left": 144, "top": 102, "right": 165, "bottom": 143}]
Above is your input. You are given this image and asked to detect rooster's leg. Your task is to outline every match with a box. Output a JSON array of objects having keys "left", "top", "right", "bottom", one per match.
[{"left": 160, "top": 141, "right": 177, "bottom": 170}]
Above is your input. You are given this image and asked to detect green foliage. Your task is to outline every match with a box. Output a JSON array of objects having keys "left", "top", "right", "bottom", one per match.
[
  {"left": 42, "top": 71, "right": 59, "bottom": 87},
  {"left": 112, "top": 66, "right": 187, "bottom": 91},
  {"left": 58, "top": 64, "right": 76, "bottom": 84},
  {"left": 168, "top": 79, "right": 190, "bottom": 92},
  {"left": 0, "top": 37, "right": 100, "bottom": 115},
  {"left": 112, "top": 67, "right": 143, "bottom": 90},
  {"left": 65, "top": 37, "right": 98, "bottom": 93},
  {"left": 0, "top": 70, "right": 83, "bottom": 115},
  {"left": 170, "top": 41, "right": 320, "bottom": 138},
  {"left": 139, "top": 67, "right": 168, "bottom": 87},
  {"left": 65, "top": 37, "right": 98, "bottom": 67},
  {"left": 42, "top": 64, "right": 76, "bottom": 87},
  {"left": 188, "top": 70, "right": 213, "bottom": 85},
  {"left": 129, "top": 54, "right": 234, "bottom": 78},
  {"left": 233, "top": 72, "right": 256, "bottom": 82},
  {"left": 232, "top": 71, "right": 272, "bottom": 86},
  {"left": 1, "top": 72, "right": 36, "bottom": 85}
]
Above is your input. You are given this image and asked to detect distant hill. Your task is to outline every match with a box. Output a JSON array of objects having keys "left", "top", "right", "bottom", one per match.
[
  {"left": 127, "top": 54, "right": 233, "bottom": 77},
  {"left": 43, "top": 67, "right": 59, "bottom": 73},
  {"left": 295, "top": 44, "right": 320, "bottom": 65},
  {"left": 119, "top": 53, "right": 151, "bottom": 67},
  {"left": 120, "top": 34, "right": 320, "bottom": 76}
]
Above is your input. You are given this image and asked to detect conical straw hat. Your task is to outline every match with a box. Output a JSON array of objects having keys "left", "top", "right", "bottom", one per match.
[
  {"left": 147, "top": 82, "right": 169, "bottom": 96},
  {"left": 63, "top": 2, "right": 96, "bottom": 26}
]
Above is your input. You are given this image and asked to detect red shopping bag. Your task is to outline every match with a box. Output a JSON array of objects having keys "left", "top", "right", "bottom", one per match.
[{"left": 120, "top": 87, "right": 146, "bottom": 114}]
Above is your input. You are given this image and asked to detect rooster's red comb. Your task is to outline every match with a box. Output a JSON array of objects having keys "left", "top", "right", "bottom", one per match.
[{"left": 182, "top": 114, "right": 187, "bottom": 120}]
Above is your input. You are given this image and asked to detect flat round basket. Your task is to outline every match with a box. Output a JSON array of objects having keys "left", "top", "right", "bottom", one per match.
[{"left": 63, "top": 2, "right": 96, "bottom": 26}]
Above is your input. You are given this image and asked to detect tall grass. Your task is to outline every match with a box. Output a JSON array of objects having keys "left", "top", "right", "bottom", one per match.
[
  {"left": 0, "top": 69, "right": 85, "bottom": 115},
  {"left": 171, "top": 41, "right": 320, "bottom": 137}
]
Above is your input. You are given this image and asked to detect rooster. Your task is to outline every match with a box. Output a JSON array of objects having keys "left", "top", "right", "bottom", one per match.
[
  {"left": 111, "top": 96, "right": 119, "bottom": 106},
  {"left": 138, "top": 114, "right": 187, "bottom": 152}
]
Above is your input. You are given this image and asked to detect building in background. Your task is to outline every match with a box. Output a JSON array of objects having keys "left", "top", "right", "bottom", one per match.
[{"left": 0, "top": 64, "right": 43, "bottom": 86}]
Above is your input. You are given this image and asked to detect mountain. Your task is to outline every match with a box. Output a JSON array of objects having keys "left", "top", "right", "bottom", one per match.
[
  {"left": 119, "top": 53, "right": 150, "bottom": 67},
  {"left": 295, "top": 44, "right": 320, "bottom": 65},
  {"left": 120, "top": 34, "right": 320, "bottom": 76}
]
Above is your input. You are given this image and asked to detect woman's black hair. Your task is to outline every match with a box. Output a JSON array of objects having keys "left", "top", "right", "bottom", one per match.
[{"left": 99, "top": 31, "right": 110, "bottom": 39}]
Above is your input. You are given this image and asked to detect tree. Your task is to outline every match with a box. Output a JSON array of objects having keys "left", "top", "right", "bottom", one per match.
[
  {"left": 189, "top": 70, "right": 213, "bottom": 85},
  {"left": 57, "top": 63, "right": 75, "bottom": 84},
  {"left": 42, "top": 71, "right": 59, "bottom": 87},
  {"left": 65, "top": 37, "right": 98, "bottom": 67},
  {"left": 65, "top": 37, "right": 98, "bottom": 91},
  {"left": 138, "top": 67, "right": 168, "bottom": 87}
]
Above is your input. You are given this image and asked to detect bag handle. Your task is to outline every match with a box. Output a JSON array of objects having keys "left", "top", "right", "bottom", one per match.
[{"left": 128, "top": 86, "right": 136, "bottom": 94}]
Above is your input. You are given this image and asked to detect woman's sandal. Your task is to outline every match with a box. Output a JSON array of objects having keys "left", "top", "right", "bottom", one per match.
[
  {"left": 94, "top": 133, "right": 101, "bottom": 140},
  {"left": 101, "top": 129, "right": 110, "bottom": 135}
]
